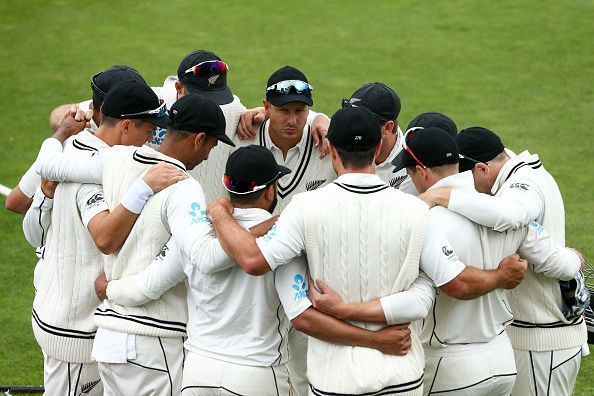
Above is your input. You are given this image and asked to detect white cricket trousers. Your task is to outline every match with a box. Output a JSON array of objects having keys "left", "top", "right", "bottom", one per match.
[
  {"left": 511, "top": 346, "right": 582, "bottom": 396},
  {"left": 287, "top": 328, "right": 309, "bottom": 396},
  {"left": 181, "top": 350, "right": 293, "bottom": 395},
  {"left": 98, "top": 335, "right": 184, "bottom": 396},
  {"left": 423, "top": 333, "right": 517, "bottom": 395},
  {"left": 43, "top": 354, "right": 102, "bottom": 396}
]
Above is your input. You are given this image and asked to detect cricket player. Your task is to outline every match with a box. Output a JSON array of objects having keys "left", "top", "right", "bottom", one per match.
[
  {"left": 206, "top": 107, "right": 531, "bottom": 394},
  {"left": 420, "top": 126, "right": 588, "bottom": 395},
  {"left": 341, "top": 82, "right": 416, "bottom": 193},
  {"left": 35, "top": 93, "right": 234, "bottom": 394},
  {"left": 94, "top": 144, "right": 417, "bottom": 395},
  {"left": 24, "top": 79, "right": 184, "bottom": 395}
]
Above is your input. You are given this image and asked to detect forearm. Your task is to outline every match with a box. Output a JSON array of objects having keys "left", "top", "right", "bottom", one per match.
[
  {"left": 380, "top": 273, "right": 436, "bottom": 324},
  {"left": 107, "top": 276, "right": 152, "bottom": 306},
  {"left": 440, "top": 266, "right": 502, "bottom": 300},
  {"left": 209, "top": 209, "right": 270, "bottom": 275},
  {"left": 292, "top": 308, "right": 382, "bottom": 349},
  {"left": 449, "top": 189, "right": 539, "bottom": 232},
  {"left": 87, "top": 205, "right": 139, "bottom": 254},
  {"left": 6, "top": 186, "right": 34, "bottom": 214}
]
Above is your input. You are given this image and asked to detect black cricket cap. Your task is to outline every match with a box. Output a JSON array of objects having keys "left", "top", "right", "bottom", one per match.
[
  {"left": 407, "top": 112, "right": 457, "bottom": 138},
  {"left": 91, "top": 65, "right": 145, "bottom": 102},
  {"left": 265, "top": 66, "right": 313, "bottom": 107},
  {"left": 102, "top": 80, "right": 168, "bottom": 128},
  {"left": 391, "top": 127, "right": 459, "bottom": 173},
  {"left": 168, "top": 94, "right": 234, "bottom": 146},
  {"left": 177, "top": 50, "right": 234, "bottom": 106},
  {"left": 223, "top": 145, "right": 291, "bottom": 194},
  {"left": 344, "top": 82, "right": 401, "bottom": 122},
  {"left": 327, "top": 106, "right": 382, "bottom": 152},
  {"left": 456, "top": 126, "right": 505, "bottom": 172}
]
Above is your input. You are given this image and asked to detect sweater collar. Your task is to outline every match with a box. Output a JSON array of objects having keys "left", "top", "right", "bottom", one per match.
[
  {"left": 492, "top": 150, "right": 540, "bottom": 195},
  {"left": 133, "top": 145, "right": 187, "bottom": 172},
  {"left": 429, "top": 171, "right": 475, "bottom": 192}
]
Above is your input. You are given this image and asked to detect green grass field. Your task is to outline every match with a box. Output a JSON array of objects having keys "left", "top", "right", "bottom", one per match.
[{"left": 1, "top": 0, "right": 593, "bottom": 393}]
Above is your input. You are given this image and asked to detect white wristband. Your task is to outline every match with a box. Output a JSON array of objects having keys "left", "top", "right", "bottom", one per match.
[{"left": 121, "top": 178, "right": 154, "bottom": 214}]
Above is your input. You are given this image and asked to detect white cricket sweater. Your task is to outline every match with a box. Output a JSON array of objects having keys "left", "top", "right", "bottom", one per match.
[
  {"left": 188, "top": 95, "right": 246, "bottom": 202},
  {"left": 299, "top": 180, "right": 427, "bottom": 394},
  {"left": 94, "top": 146, "right": 188, "bottom": 338},
  {"left": 31, "top": 131, "right": 108, "bottom": 363},
  {"left": 497, "top": 152, "right": 587, "bottom": 351},
  {"left": 233, "top": 118, "right": 337, "bottom": 215}
]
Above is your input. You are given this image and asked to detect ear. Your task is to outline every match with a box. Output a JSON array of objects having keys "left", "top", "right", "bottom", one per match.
[
  {"left": 475, "top": 162, "right": 490, "bottom": 175},
  {"left": 383, "top": 120, "right": 395, "bottom": 135},
  {"left": 328, "top": 142, "right": 339, "bottom": 161},
  {"left": 120, "top": 119, "right": 132, "bottom": 136},
  {"left": 263, "top": 100, "right": 271, "bottom": 118},
  {"left": 264, "top": 184, "right": 276, "bottom": 201},
  {"left": 175, "top": 81, "right": 185, "bottom": 96},
  {"left": 193, "top": 132, "right": 206, "bottom": 149}
]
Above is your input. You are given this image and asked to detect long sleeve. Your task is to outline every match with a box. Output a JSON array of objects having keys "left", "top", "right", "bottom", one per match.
[
  {"left": 22, "top": 186, "right": 53, "bottom": 248},
  {"left": 107, "top": 239, "right": 187, "bottom": 306},
  {"left": 35, "top": 138, "right": 104, "bottom": 184},
  {"left": 380, "top": 272, "right": 436, "bottom": 325},
  {"left": 518, "top": 222, "right": 580, "bottom": 281},
  {"left": 448, "top": 180, "right": 542, "bottom": 232}
]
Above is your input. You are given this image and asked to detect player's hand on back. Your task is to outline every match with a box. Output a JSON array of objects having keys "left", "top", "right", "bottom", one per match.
[
  {"left": 40, "top": 178, "right": 58, "bottom": 199},
  {"left": 207, "top": 197, "right": 234, "bottom": 221},
  {"left": 309, "top": 279, "right": 348, "bottom": 320},
  {"left": 497, "top": 253, "right": 528, "bottom": 289},
  {"left": 142, "top": 162, "right": 188, "bottom": 193},
  {"left": 248, "top": 215, "right": 278, "bottom": 238},
  {"left": 94, "top": 272, "right": 109, "bottom": 301},
  {"left": 373, "top": 324, "right": 412, "bottom": 356},
  {"left": 237, "top": 107, "right": 266, "bottom": 140}
]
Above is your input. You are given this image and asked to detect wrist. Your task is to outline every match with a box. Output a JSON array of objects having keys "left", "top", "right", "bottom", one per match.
[{"left": 121, "top": 178, "right": 153, "bottom": 214}]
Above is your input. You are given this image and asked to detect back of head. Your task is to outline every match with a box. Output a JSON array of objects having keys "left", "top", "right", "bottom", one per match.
[
  {"left": 177, "top": 50, "right": 233, "bottom": 105},
  {"left": 91, "top": 65, "right": 145, "bottom": 110},
  {"left": 223, "top": 145, "right": 291, "bottom": 207},
  {"left": 101, "top": 79, "right": 168, "bottom": 129},
  {"left": 391, "top": 127, "right": 459, "bottom": 173},
  {"left": 456, "top": 126, "right": 505, "bottom": 172},
  {"left": 343, "top": 82, "right": 401, "bottom": 123},
  {"left": 265, "top": 66, "right": 313, "bottom": 107},
  {"left": 407, "top": 112, "right": 457, "bottom": 138},
  {"left": 166, "top": 94, "right": 232, "bottom": 146},
  {"left": 327, "top": 106, "right": 382, "bottom": 169}
]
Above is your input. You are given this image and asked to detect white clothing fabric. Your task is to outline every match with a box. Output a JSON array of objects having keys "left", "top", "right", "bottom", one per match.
[
  {"left": 287, "top": 328, "right": 308, "bottom": 396},
  {"left": 181, "top": 351, "right": 293, "bottom": 396},
  {"left": 31, "top": 131, "right": 108, "bottom": 363},
  {"left": 258, "top": 173, "right": 465, "bottom": 286},
  {"left": 18, "top": 161, "right": 41, "bottom": 198},
  {"left": 380, "top": 272, "right": 436, "bottom": 325},
  {"left": 423, "top": 333, "right": 516, "bottom": 396},
  {"left": 43, "top": 354, "right": 102, "bottom": 396},
  {"left": 98, "top": 335, "right": 185, "bottom": 396},
  {"left": 91, "top": 328, "right": 136, "bottom": 364},
  {"left": 511, "top": 347, "right": 582, "bottom": 396},
  {"left": 375, "top": 126, "right": 417, "bottom": 195},
  {"left": 233, "top": 113, "right": 336, "bottom": 215},
  {"left": 22, "top": 185, "right": 53, "bottom": 248},
  {"left": 106, "top": 207, "right": 312, "bottom": 367}
]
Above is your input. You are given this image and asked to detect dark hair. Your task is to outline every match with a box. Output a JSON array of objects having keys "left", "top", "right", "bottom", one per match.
[
  {"left": 228, "top": 186, "right": 269, "bottom": 205},
  {"left": 335, "top": 146, "right": 376, "bottom": 169},
  {"left": 164, "top": 128, "right": 193, "bottom": 142},
  {"left": 101, "top": 115, "right": 145, "bottom": 128}
]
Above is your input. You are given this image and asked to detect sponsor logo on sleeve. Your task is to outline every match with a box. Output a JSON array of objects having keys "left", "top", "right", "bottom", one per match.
[
  {"left": 189, "top": 202, "right": 209, "bottom": 224},
  {"left": 510, "top": 182, "right": 529, "bottom": 191},
  {"left": 261, "top": 225, "right": 277, "bottom": 242},
  {"left": 151, "top": 127, "right": 167, "bottom": 146},
  {"left": 529, "top": 220, "right": 545, "bottom": 236},
  {"left": 292, "top": 274, "right": 308, "bottom": 301},
  {"left": 442, "top": 245, "right": 458, "bottom": 262},
  {"left": 86, "top": 193, "right": 105, "bottom": 209},
  {"left": 156, "top": 245, "right": 169, "bottom": 261}
]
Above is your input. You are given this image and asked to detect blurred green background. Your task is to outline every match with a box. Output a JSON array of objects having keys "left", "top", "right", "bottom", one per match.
[{"left": 0, "top": 0, "right": 592, "bottom": 393}]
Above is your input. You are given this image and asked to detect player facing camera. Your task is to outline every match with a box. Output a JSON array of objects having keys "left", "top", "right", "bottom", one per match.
[{"left": 222, "top": 145, "right": 291, "bottom": 214}]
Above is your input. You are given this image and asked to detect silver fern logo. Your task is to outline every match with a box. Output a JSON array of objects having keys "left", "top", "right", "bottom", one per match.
[
  {"left": 80, "top": 379, "right": 100, "bottom": 395},
  {"left": 306, "top": 179, "right": 326, "bottom": 191},
  {"left": 389, "top": 176, "right": 407, "bottom": 189},
  {"left": 208, "top": 74, "right": 220, "bottom": 86}
]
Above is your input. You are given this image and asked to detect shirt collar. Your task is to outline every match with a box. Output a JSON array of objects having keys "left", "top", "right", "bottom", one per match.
[
  {"left": 232, "top": 207, "right": 273, "bottom": 222},
  {"left": 376, "top": 126, "right": 403, "bottom": 169},
  {"left": 491, "top": 149, "right": 539, "bottom": 194},
  {"left": 335, "top": 173, "right": 387, "bottom": 186},
  {"left": 428, "top": 170, "right": 475, "bottom": 192}
]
